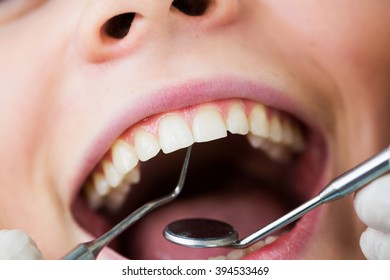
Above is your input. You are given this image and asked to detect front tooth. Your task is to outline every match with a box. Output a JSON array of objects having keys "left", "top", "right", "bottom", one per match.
[
  {"left": 123, "top": 165, "right": 141, "bottom": 184},
  {"left": 226, "top": 103, "right": 249, "bottom": 135},
  {"left": 269, "top": 115, "right": 283, "bottom": 143},
  {"left": 103, "top": 160, "right": 123, "bottom": 188},
  {"left": 92, "top": 172, "right": 110, "bottom": 196},
  {"left": 158, "top": 115, "right": 194, "bottom": 153},
  {"left": 134, "top": 128, "right": 160, "bottom": 161},
  {"left": 192, "top": 107, "right": 227, "bottom": 142},
  {"left": 249, "top": 104, "right": 269, "bottom": 138},
  {"left": 112, "top": 140, "right": 139, "bottom": 174}
]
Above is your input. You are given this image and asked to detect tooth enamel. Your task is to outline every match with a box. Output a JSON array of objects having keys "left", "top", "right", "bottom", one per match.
[
  {"left": 103, "top": 160, "right": 123, "bottom": 188},
  {"left": 210, "top": 235, "right": 281, "bottom": 260},
  {"left": 269, "top": 115, "right": 283, "bottom": 143},
  {"left": 105, "top": 183, "right": 132, "bottom": 212},
  {"left": 134, "top": 128, "right": 161, "bottom": 161},
  {"left": 158, "top": 115, "right": 194, "bottom": 153},
  {"left": 246, "top": 240, "right": 266, "bottom": 254},
  {"left": 123, "top": 165, "right": 141, "bottom": 184},
  {"left": 226, "top": 249, "right": 246, "bottom": 260},
  {"left": 226, "top": 103, "right": 249, "bottom": 135},
  {"left": 265, "top": 236, "right": 278, "bottom": 245},
  {"left": 192, "top": 107, "right": 227, "bottom": 142},
  {"left": 92, "top": 172, "right": 110, "bottom": 196},
  {"left": 112, "top": 140, "right": 139, "bottom": 174},
  {"left": 84, "top": 181, "right": 104, "bottom": 209},
  {"left": 249, "top": 104, "right": 269, "bottom": 138},
  {"left": 266, "top": 144, "right": 289, "bottom": 163},
  {"left": 208, "top": 256, "right": 226, "bottom": 260},
  {"left": 247, "top": 133, "right": 268, "bottom": 150}
]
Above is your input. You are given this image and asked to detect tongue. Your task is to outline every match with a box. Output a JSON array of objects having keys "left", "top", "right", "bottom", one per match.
[{"left": 125, "top": 187, "right": 288, "bottom": 260}]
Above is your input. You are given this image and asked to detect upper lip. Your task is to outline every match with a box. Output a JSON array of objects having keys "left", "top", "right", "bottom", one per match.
[{"left": 68, "top": 74, "right": 328, "bottom": 259}]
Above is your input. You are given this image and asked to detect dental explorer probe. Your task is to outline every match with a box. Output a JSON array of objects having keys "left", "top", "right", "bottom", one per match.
[
  {"left": 164, "top": 146, "right": 390, "bottom": 249},
  {"left": 62, "top": 146, "right": 192, "bottom": 260}
]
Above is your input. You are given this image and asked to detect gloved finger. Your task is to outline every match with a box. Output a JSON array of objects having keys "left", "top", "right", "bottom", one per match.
[
  {"left": 0, "top": 229, "right": 44, "bottom": 260},
  {"left": 360, "top": 227, "right": 390, "bottom": 260},
  {"left": 354, "top": 174, "right": 390, "bottom": 233}
]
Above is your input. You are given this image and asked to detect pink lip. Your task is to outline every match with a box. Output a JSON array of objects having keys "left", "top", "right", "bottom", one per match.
[{"left": 69, "top": 75, "right": 329, "bottom": 260}]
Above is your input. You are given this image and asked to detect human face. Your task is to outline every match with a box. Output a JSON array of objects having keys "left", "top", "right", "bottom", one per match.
[{"left": 1, "top": 0, "right": 389, "bottom": 260}]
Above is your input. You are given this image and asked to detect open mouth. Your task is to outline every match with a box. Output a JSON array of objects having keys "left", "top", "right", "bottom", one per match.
[{"left": 71, "top": 95, "right": 327, "bottom": 260}]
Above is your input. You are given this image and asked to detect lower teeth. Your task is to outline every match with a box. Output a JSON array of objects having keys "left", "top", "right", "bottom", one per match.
[{"left": 208, "top": 235, "right": 280, "bottom": 260}]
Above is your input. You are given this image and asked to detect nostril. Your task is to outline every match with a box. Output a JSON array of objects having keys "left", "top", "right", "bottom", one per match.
[
  {"left": 172, "top": 0, "right": 211, "bottom": 16},
  {"left": 102, "top": 13, "right": 135, "bottom": 39}
]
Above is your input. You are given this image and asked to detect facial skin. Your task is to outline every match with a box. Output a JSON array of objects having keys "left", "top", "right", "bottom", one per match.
[{"left": 1, "top": 0, "right": 389, "bottom": 259}]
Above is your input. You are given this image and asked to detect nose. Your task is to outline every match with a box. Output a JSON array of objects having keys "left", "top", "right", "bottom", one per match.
[{"left": 77, "top": 0, "right": 240, "bottom": 62}]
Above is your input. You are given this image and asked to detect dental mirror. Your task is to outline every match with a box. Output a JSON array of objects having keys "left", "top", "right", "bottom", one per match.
[{"left": 163, "top": 218, "right": 238, "bottom": 248}]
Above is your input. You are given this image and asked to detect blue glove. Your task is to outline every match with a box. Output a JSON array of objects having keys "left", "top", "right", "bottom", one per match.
[
  {"left": 354, "top": 174, "right": 390, "bottom": 259},
  {"left": 0, "top": 229, "right": 44, "bottom": 260}
]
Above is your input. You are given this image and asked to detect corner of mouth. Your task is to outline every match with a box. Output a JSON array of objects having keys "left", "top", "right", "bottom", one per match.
[{"left": 68, "top": 76, "right": 329, "bottom": 260}]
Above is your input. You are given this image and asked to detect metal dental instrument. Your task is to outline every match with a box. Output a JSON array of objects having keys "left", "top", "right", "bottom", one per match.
[
  {"left": 164, "top": 146, "right": 390, "bottom": 249},
  {"left": 62, "top": 146, "right": 192, "bottom": 259}
]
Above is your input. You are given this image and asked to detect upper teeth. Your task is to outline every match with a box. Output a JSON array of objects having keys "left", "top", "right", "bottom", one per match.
[{"left": 83, "top": 99, "right": 305, "bottom": 211}]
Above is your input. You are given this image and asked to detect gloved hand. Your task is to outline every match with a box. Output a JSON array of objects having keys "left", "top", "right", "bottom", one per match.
[
  {"left": 0, "top": 229, "right": 44, "bottom": 260},
  {"left": 354, "top": 174, "right": 390, "bottom": 259}
]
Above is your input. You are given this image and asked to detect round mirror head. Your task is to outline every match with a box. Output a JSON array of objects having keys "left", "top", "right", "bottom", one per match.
[{"left": 163, "top": 218, "right": 238, "bottom": 248}]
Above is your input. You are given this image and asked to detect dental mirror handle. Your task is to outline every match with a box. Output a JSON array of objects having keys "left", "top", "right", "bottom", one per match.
[
  {"left": 233, "top": 146, "right": 390, "bottom": 248},
  {"left": 62, "top": 147, "right": 192, "bottom": 259}
]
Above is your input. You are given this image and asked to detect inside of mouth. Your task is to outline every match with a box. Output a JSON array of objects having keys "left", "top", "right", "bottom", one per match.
[{"left": 72, "top": 133, "right": 307, "bottom": 260}]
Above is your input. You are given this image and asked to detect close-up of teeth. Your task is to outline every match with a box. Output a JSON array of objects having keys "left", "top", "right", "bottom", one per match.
[
  {"left": 208, "top": 234, "right": 280, "bottom": 260},
  {"left": 82, "top": 99, "right": 305, "bottom": 215}
]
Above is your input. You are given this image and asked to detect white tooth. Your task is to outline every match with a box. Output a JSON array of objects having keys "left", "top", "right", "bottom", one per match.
[
  {"left": 266, "top": 144, "right": 290, "bottom": 163},
  {"left": 134, "top": 128, "right": 160, "bottom": 161},
  {"left": 158, "top": 115, "right": 194, "bottom": 153},
  {"left": 265, "top": 236, "right": 278, "bottom": 245},
  {"left": 93, "top": 172, "right": 110, "bottom": 196},
  {"left": 226, "top": 249, "right": 246, "bottom": 260},
  {"left": 84, "top": 181, "right": 104, "bottom": 209},
  {"left": 246, "top": 240, "right": 265, "bottom": 254},
  {"left": 208, "top": 256, "right": 227, "bottom": 260},
  {"left": 112, "top": 140, "right": 139, "bottom": 174},
  {"left": 192, "top": 107, "right": 227, "bottom": 142},
  {"left": 269, "top": 115, "right": 283, "bottom": 143},
  {"left": 249, "top": 104, "right": 269, "bottom": 138},
  {"left": 123, "top": 165, "right": 141, "bottom": 184},
  {"left": 247, "top": 133, "right": 271, "bottom": 150},
  {"left": 105, "top": 183, "right": 131, "bottom": 212},
  {"left": 226, "top": 103, "right": 249, "bottom": 135},
  {"left": 103, "top": 160, "right": 123, "bottom": 188}
]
